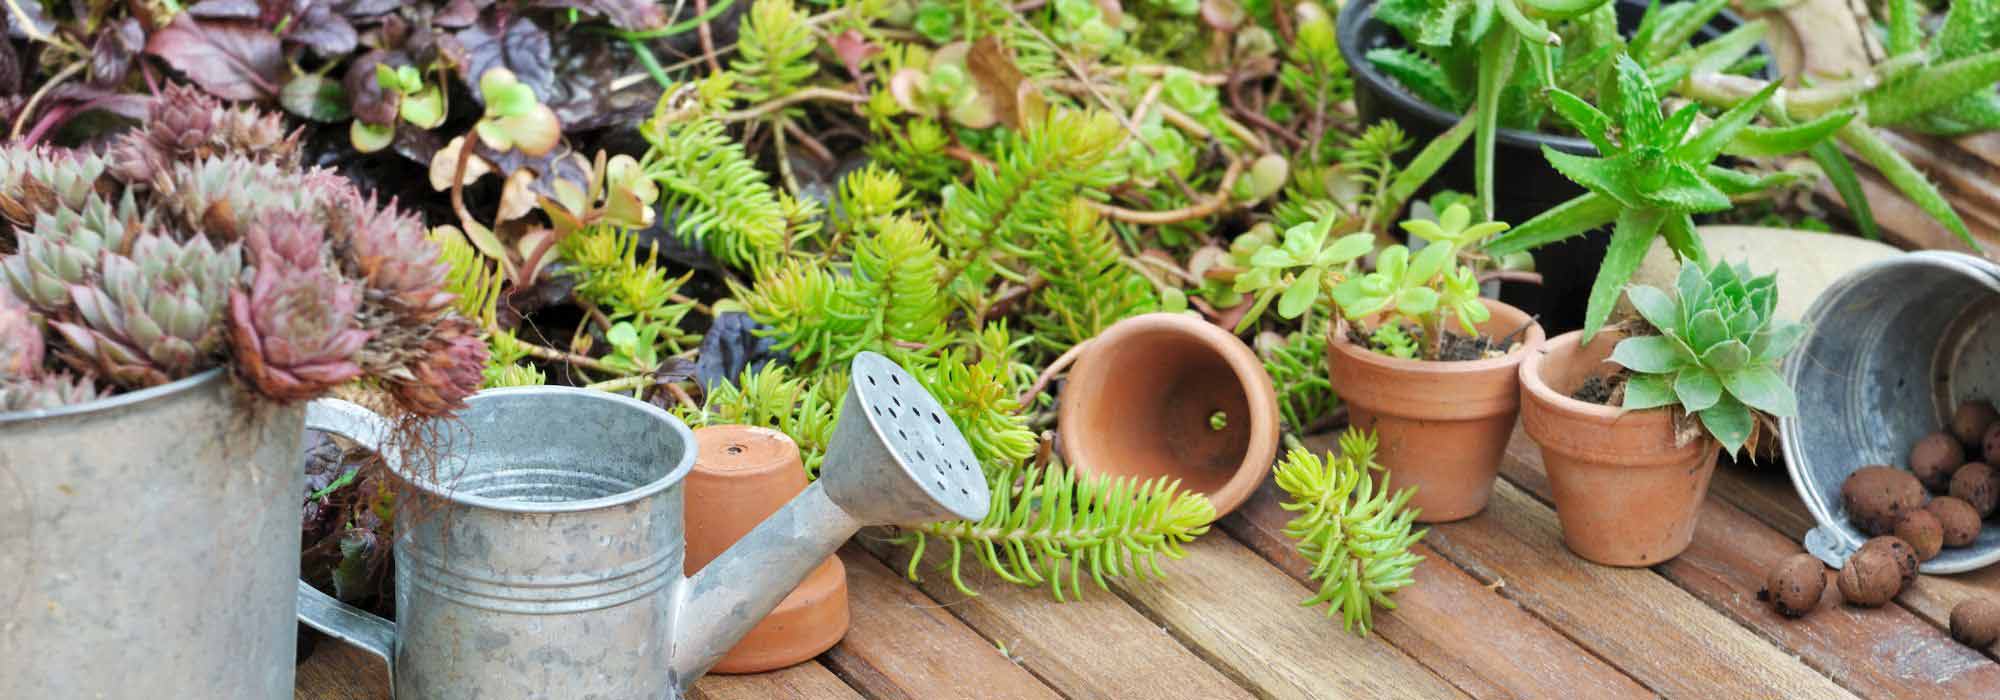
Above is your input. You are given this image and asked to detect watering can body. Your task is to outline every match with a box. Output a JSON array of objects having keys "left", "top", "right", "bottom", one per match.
[{"left": 301, "top": 352, "right": 989, "bottom": 698}]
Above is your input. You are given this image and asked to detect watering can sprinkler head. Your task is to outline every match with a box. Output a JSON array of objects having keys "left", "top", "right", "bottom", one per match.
[{"left": 671, "top": 351, "right": 989, "bottom": 688}]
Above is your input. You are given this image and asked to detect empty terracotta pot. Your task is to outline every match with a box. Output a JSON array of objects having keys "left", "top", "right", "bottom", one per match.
[
  {"left": 1520, "top": 330, "right": 1720, "bottom": 567},
  {"left": 1328, "top": 298, "right": 1544, "bottom": 523},
  {"left": 686, "top": 425, "right": 850, "bottom": 673},
  {"left": 1059, "top": 313, "right": 1280, "bottom": 516}
]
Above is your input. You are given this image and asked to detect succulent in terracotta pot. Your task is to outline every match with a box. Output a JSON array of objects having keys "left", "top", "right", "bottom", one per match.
[
  {"left": 1235, "top": 202, "right": 1544, "bottom": 522},
  {"left": 1520, "top": 259, "right": 1802, "bottom": 566}
]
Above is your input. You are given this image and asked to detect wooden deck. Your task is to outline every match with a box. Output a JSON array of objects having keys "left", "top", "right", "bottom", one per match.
[{"left": 298, "top": 427, "right": 2000, "bottom": 699}]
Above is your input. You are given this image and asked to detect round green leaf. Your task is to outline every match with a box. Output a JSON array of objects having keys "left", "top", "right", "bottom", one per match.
[
  {"left": 1673, "top": 368, "right": 1723, "bottom": 412},
  {"left": 1278, "top": 273, "right": 1322, "bottom": 319},
  {"left": 280, "top": 75, "right": 350, "bottom": 123}
]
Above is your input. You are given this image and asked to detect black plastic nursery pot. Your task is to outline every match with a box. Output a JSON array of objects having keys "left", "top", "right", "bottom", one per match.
[{"left": 1338, "top": 0, "right": 1766, "bottom": 334}]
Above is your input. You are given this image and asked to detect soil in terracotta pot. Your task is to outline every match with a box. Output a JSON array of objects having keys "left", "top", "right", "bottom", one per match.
[
  {"left": 1571, "top": 370, "right": 1630, "bottom": 406},
  {"left": 1343, "top": 324, "right": 1521, "bottom": 362}
]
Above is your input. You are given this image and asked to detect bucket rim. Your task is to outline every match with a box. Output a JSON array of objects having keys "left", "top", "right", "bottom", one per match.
[{"left": 0, "top": 367, "right": 227, "bottom": 425}]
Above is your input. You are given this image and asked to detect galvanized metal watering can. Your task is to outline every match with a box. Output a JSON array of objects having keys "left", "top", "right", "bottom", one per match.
[{"left": 298, "top": 351, "right": 990, "bottom": 698}]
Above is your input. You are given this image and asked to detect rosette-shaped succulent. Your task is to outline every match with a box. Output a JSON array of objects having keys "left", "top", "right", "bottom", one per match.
[
  {"left": 54, "top": 234, "right": 242, "bottom": 387},
  {"left": 2, "top": 195, "right": 148, "bottom": 310},
  {"left": 154, "top": 157, "right": 313, "bottom": 240},
  {"left": 107, "top": 83, "right": 300, "bottom": 186},
  {"left": 1, "top": 372, "right": 106, "bottom": 412},
  {"left": 227, "top": 260, "right": 370, "bottom": 403},
  {"left": 381, "top": 315, "right": 487, "bottom": 416},
  {"left": 1, "top": 285, "right": 42, "bottom": 378},
  {"left": 0, "top": 146, "right": 108, "bottom": 226},
  {"left": 1612, "top": 260, "right": 1805, "bottom": 456},
  {"left": 331, "top": 193, "right": 454, "bottom": 317},
  {"left": 245, "top": 208, "right": 328, "bottom": 272}
]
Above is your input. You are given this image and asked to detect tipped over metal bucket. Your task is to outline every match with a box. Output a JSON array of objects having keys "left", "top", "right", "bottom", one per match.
[{"left": 1781, "top": 251, "right": 2000, "bottom": 574}]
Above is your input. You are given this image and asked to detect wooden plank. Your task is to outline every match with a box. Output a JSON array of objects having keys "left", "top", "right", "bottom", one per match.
[
  {"left": 1706, "top": 453, "right": 2000, "bottom": 649},
  {"left": 1106, "top": 533, "right": 1470, "bottom": 699},
  {"left": 1422, "top": 477, "right": 1858, "bottom": 698},
  {"left": 689, "top": 662, "right": 864, "bottom": 700},
  {"left": 296, "top": 638, "right": 389, "bottom": 700},
  {"left": 1492, "top": 436, "right": 2000, "bottom": 694},
  {"left": 860, "top": 532, "right": 1257, "bottom": 700},
  {"left": 819, "top": 545, "right": 1063, "bottom": 700},
  {"left": 1220, "top": 475, "right": 1652, "bottom": 700}
]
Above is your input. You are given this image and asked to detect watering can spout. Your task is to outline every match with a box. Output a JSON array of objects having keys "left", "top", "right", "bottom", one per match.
[{"left": 672, "top": 351, "right": 991, "bottom": 691}]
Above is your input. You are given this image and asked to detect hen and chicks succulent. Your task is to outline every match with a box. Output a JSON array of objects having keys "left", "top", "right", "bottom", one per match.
[{"left": 0, "top": 85, "right": 485, "bottom": 417}]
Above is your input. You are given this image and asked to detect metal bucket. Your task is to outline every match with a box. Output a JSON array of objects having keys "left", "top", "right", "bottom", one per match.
[
  {"left": 1781, "top": 251, "right": 2000, "bottom": 574},
  {"left": 0, "top": 369, "right": 306, "bottom": 698}
]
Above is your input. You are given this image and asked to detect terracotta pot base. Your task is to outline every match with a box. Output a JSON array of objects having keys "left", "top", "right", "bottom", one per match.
[
  {"left": 1328, "top": 299, "right": 1545, "bottom": 523},
  {"left": 1521, "top": 330, "right": 1720, "bottom": 567},
  {"left": 1059, "top": 313, "right": 1279, "bottom": 516},
  {"left": 688, "top": 426, "right": 851, "bottom": 673}
]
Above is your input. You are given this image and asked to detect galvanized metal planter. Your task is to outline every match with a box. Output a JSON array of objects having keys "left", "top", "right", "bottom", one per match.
[
  {"left": 0, "top": 369, "right": 306, "bottom": 698},
  {"left": 299, "top": 351, "right": 989, "bottom": 698},
  {"left": 1782, "top": 251, "right": 2000, "bottom": 574}
]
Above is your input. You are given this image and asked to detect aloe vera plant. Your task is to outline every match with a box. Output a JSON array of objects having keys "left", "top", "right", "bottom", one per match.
[
  {"left": 1611, "top": 260, "right": 1802, "bottom": 456},
  {"left": 1482, "top": 54, "right": 1836, "bottom": 342}
]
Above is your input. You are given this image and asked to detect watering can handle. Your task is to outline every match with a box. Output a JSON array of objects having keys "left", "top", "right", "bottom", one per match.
[{"left": 297, "top": 399, "right": 400, "bottom": 684}]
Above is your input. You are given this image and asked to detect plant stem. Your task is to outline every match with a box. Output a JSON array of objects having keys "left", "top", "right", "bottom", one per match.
[
  {"left": 719, "top": 87, "right": 869, "bottom": 123},
  {"left": 518, "top": 339, "right": 624, "bottom": 374},
  {"left": 1090, "top": 158, "right": 1246, "bottom": 225}
]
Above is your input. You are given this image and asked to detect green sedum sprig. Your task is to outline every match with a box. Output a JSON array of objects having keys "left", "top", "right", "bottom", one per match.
[
  {"left": 896, "top": 460, "right": 1216, "bottom": 601},
  {"left": 1274, "top": 428, "right": 1426, "bottom": 636},
  {"left": 1610, "top": 260, "right": 1802, "bottom": 457}
]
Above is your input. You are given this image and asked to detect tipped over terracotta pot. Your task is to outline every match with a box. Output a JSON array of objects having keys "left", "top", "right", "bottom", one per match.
[
  {"left": 1520, "top": 330, "right": 1719, "bottom": 567},
  {"left": 687, "top": 425, "right": 850, "bottom": 673},
  {"left": 1059, "top": 313, "right": 1279, "bottom": 516},
  {"left": 1328, "top": 298, "right": 1543, "bottom": 523}
]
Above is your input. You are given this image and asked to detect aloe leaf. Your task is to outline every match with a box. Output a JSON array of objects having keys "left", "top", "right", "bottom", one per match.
[
  {"left": 1581, "top": 207, "right": 1667, "bottom": 343},
  {"left": 1884, "top": 0, "right": 1921, "bottom": 57},
  {"left": 1660, "top": 20, "right": 1766, "bottom": 76},
  {"left": 1387, "top": 115, "right": 1477, "bottom": 211},
  {"left": 1641, "top": 163, "right": 1733, "bottom": 213},
  {"left": 1475, "top": 30, "right": 1521, "bottom": 220},
  {"left": 1838, "top": 121, "right": 1980, "bottom": 251},
  {"left": 1867, "top": 50, "right": 2000, "bottom": 128},
  {"left": 1804, "top": 141, "right": 1878, "bottom": 240},
  {"left": 1546, "top": 88, "right": 1616, "bottom": 153},
  {"left": 1367, "top": 48, "right": 1469, "bottom": 112},
  {"left": 1545, "top": 149, "right": 1643, "bottom": 206},
  {"left": 1677, "top": 81, "right": 1778, "bottom": 164},
  {"left": 1658, "top": 212, "right": 1705, "bottom": 264},
  {"left": 1725, "top": 110, "right": 1853, "bottom": 158},
  {"left": 1483, "top": 191, "right": 1620, "bottom": 256},
  {"left": 1936, "top": 0, "right": 1999, "bottom": 61}
]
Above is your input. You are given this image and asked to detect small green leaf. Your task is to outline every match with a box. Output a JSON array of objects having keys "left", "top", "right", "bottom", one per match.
[
  {"left": 1697, "top": 393, "right": 1754, "bottom": 456},
  {"left": 280, "top": 75, "right": 350, "bottom": 123},
  {"left": 1674, "top": 368, "right": 1723, "bottom": 411},
  {"left": 1279, "top": 274, "right": 1322, "bottom": 319},
  {"left": 1700, "top": 339, "right": 1752, "bottom": 371},
  {"left": 1723, "top": 365, "right": 1796, "bottom": 417},
  {"left": 1546, "top": 88, "right": 1616, "bottom": 153},
  {"left": 1394, "top": 286, "right": 1439, "bottom": 316},
  {"left": 349, "top": 120, "right": 394, "bottom": 153},
  {"left": 1406, "top": 242, "right": 1454, "bottom": 285},
  {"left": 1677, "top": 81, "right": 1779, "bottom": 165},
  {"left": 1624, "top": 374, "right": 1677, "bottom": 410},
  {"left": 1321, "top": 232, "right": 1377, "bottom": 266},
  {"left": 400, "top": 86, "right": 446, "bottom": 129},
  {"left": 1610, "top": 335, "right": 1684, "bottom": 373}
]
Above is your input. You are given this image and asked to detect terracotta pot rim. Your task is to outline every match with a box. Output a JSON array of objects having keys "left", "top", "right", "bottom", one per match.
[
  {"left": 1328, "top": 298, "right": 1546, "bottom": 374},
  {"left": 1519, "top": 330, "right": 1674, "bottom": 422},
  {"left": 1058, "top": 312, "right": 1278, "bottom": 516}
]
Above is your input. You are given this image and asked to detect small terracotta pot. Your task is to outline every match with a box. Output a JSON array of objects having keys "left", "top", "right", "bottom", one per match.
[
  {"left": 1059, "top": 313, "right": 1280, "bottom": 516},
  {"left": 687, "top": 425, "right": 850, "bottom": 673},
  {"left": 1328, "top": 298, "right": 1544, "bottom": 523},
  {"left": 1519, "top": 330, "right": 1720, "bottom": 567}
]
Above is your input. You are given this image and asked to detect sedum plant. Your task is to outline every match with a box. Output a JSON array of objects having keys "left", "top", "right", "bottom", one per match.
[
  {"left": 0, "top": 86, "right": 486, "bottom": 418},
  {"left": 1274, "top": 428, "right": 1426, "bottom": 636},
  {"left": 1610, "top": 260, "right": 1802, "bottom": 456}
]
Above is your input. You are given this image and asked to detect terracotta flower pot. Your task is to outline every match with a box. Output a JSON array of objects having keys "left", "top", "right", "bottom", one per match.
[
  {"left": 1519, "top": 330, "right": 1720, "bottom": 567},
  {"left": 686, "top": 425, "right": 850, "bottom": 673},
  {"left": 1059, "top": 313, "right": 1280, "bottom": 516},
  {"left": 1328, "top": 298, "right": 1544, "bottom": 523}
]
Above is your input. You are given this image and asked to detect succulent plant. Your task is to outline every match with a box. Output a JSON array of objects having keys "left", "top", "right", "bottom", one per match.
[
  {"left": 227, "top": 262, "right": 370, "bottom": 403},
  {"left": 1, "top": 372, "right": 107, "bottom": 412},
  {"left": 1611, "top": 260, "right": 1804, "bottom": 456},
  {"left": 0, "top": 147, "right": 110, "bottom": 227},
  {"left": 2, "top": 195, "right": 149, "bottom": 310},
  {"left": 152, "top": 157, "right": 315, "bottom": 241},
  {"left": 1274, "top": 428, "right": 1426, "bottom": 636},
  {"left": 1, "top": 285, "right": 43, "bottom": 377},
  {"left": 330, "top": 194, "right": 454, "bottom": 317},
  {"left": 378, "top": 315, "right": 487, "bottom": 417},
  {"left": 107, "top": 83, "right": 301, "bottom": 187},
  {"left": 54, "top": 234, "right": 243, "bottom": 388}
]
